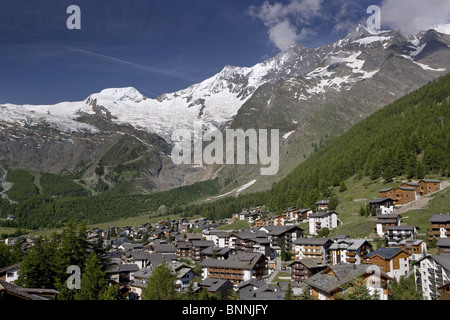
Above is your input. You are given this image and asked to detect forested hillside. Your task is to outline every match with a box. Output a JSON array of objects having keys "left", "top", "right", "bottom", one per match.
[{"left": 0, "top": 172, "right": 219, "bottom": 229}]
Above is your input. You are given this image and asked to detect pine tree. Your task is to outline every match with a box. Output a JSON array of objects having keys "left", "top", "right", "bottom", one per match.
[
  {"left": 142, "top": 262, "right": 176, "bottom": 300},
  {"left": 284, "top": 282, "right": 295, "bottom": 300},
  {"left": 298, "top": 284, "right": 315, "bottom": 300},
  {"left": 389, "top": 275, "right": 422, "bottom": 300},
  {"left": 75, "top": 252, "right": 108, "bottom": 300},
  {"left": 99, "top": 283, "right": 125, "bottom": 300},
  {"left": 16, "top": 236, "right": 56, "bottom": 289},
  {"left": 338, "top": 276, "right": 378, "bottom": 300}
]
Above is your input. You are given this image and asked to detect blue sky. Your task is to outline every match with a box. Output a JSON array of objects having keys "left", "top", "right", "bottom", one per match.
[{"left": 1, "top": 0, "right": 448, "bottom": 105}]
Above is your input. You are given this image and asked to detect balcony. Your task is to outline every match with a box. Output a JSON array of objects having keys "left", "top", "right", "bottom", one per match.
[{"left": 304, "top": 251, "right": 322, "bottom": 256}]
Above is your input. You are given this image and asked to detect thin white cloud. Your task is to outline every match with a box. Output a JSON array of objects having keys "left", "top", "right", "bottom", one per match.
[
  {"left": 46, "top": 42, "right": 195, "bottom": 82},
  {"left": 380, "top": 0, "right": 450, "bottom": 34}
]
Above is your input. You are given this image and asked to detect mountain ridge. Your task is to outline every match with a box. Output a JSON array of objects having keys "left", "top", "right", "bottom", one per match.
[{"left": 1, "top": 24, "right": 449, "bottom": 195}]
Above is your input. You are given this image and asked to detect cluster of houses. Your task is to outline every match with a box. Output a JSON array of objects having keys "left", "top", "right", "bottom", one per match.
[
  {"left": 378, "top": 179, "right": 442, "bottom": 206},
  {"left": 1, "top": 179, "right": 449, "bottom": 301}
]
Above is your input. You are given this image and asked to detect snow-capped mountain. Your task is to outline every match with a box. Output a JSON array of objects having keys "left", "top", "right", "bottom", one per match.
[{"left": 1, "top": 24, "right": 449, "bottom": 194}]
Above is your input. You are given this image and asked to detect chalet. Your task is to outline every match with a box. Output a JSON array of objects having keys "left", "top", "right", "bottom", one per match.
[
  {"left": 153, "top": 244, "right": 177, "bottom": 256},
  {"left": 271, "top": 215, "right": 285, "bottom": 226},
  {"left": 237, "top": 278, "right": 282, "bottom": 300},
  {"left": 393, "top": 187, "right": 417, "bottom": 205},
  {"left": 363, "top": 247, "right": 410, "bottom": 282},
  {"left": 0, "top": 280, "right": 58, "bottom": 300},
  {"left": 234, "top": 237, "right": 271, "bottom": 257},
  {"left": 378, "top": 187, "right": 395, "bottom": 200},
  {"left": 147, "top": 253, "right": 179, "bottom": 269},
  {"left": 379, "top": 186, "right": 417, "bottom": 205},
  {"left": 329, "top": 239, "right": 372, "bottom": 265},
  {"left": 415, "top": 254, "right": 450, "bottom": 300},
  {"left": 309, "top": 211, "right": 338, "bottom": 236},
  {"left": 203, "top": 230, "right": 232, "bottom": 247},
  {"left": 190, "top": 240, "right": 215, "bottom": 261},
  {"left": 6, "top": 214, "right": 18, "bottom": 221},
  {"left": 0, "top": 263, "right": 20, "bottom": 283},
  {"left": 437, "top": 238, "right": 450, "bottom": 255},
  {"left": 399, "top": 239, "right": 427, "bottom": 261},
  {"left": 368, "top": 198, "right": 395, "bottom": 215},
  {"left": 283, "top": 207, "right": 313, "bottom": 222},
  {"left": 289, "top": 258, "right": 327, "bottom": 283},
  {"left": 253, "top": 219, "right": 267, "bottom": 228},
  {"left": 242, "top": 213, "right": 260, "bottom": 224},
  {"left": 259, "top": 225, "right": 304, "bottom": 251},
  {"left": 176, "top": 242, "right": 192, "bottom": 259},
  {"left": 283, "top": 206, "right": 298, "bottom": 219},
  {"left": 304, "top": 263, "right": 393, "bottom": 300},
  {"left": 316, "top": 200, "right": 330, "bottom": 211},
  {"left": 385, "top": 225, "right": 419, "bottom": 247},
  {"left": 200, "top": 252, "right": 268, "bottom": 285},
  {"left": 202, "top": 246, "right": 234, "bottom": 260},
  {"left": 293, "top": 237, "right": 333, "bottom": 263},
  {"left": 107, "top": 264, "right": 140, "bottom": 285},
  {"left": 199, "top": 278, "right": 234, "bottom": 298},
  {"left": 427, "top": 213, "right": 450, "bottom": 241},
  {"left": 374, "top": 213, "right": 401, "bottom": 237},
  {"left": 418, "top": 179, "right": 442, "bottom": 196},
  {"left": 120, "top": 242, "right": 143, "bottom": 252},
  {"left": 129, "top": 251, "right": 151, "bottom": 269},
  {"left": 185, "top": 233, "right": 203, "bottom": 243}
]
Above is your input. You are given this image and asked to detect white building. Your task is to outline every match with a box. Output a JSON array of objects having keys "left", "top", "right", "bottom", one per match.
[
  {"left": 0, "top": 263, "right": 20, "bottom": 283},
  {"left": 309, "top": 211, "right": 338, "bottom": 236},
  {"left": 203, "top": 230, "right": 232, "bottom": 247},
  {"left": 385, "top": 225, "right": 419, "bottom": 247},
  {"left": 415, "top": 254, "right": 450, "bottom": 300},
  {"left": 329, "top": 239, "right": 372, "bottom": 265}
]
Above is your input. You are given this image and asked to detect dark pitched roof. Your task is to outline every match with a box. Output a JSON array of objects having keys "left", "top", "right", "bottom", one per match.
[
  {"left": 293, "top": 237, "right": 332, "bottom": 246},
  {"left": 305, "top": 263, "right": 391, "bottom": 294},
  {"left": 385, "top": 225, "right": 418, "bottom": 231},
  {"left": 0, "top": 281, "right": 58, "bottom": 300},
  {"left": 106, "top": 264, "right": 140, "bottom": 274},
  {"left": 200, "top": 278, "right": 233, "bottom": 293},
  {"left": 369, "top": 198, "right": 394, "bottom": 204},
  {"left": 260, "top": 225, "right": 302, "bottom": 235},
  {"left": 200, "top": 252, "right": 266, "bottom": 270},
  {"left": 191, "top": 240, "right": 215, "bottom": 248},
  {"left": 364, "top": 247, "right": 406, "bottom": 260},
  {"left": 309, "top": 211, "right": 338, "bottom": 218},
  {"left": 428, "top": 214, "right": 450, "bottom": 223},
  {"left": 289, "top": 258, "right": 326, "bottom": 269},
  {"left": 153, "top": 244, "right": 177, "bottom": 253},
  {"left": 437, "top": 238, "right": 450, "bottom": 247}
]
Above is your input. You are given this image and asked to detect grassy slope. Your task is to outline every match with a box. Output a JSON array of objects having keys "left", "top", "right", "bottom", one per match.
[{"left": 327, "top": 175, "right": 449, "bottom": 239}]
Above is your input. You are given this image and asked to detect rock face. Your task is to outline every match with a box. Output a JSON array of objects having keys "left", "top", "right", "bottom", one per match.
[{"left": 0, "top": 25, "right": 449, "bottom": 194}]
